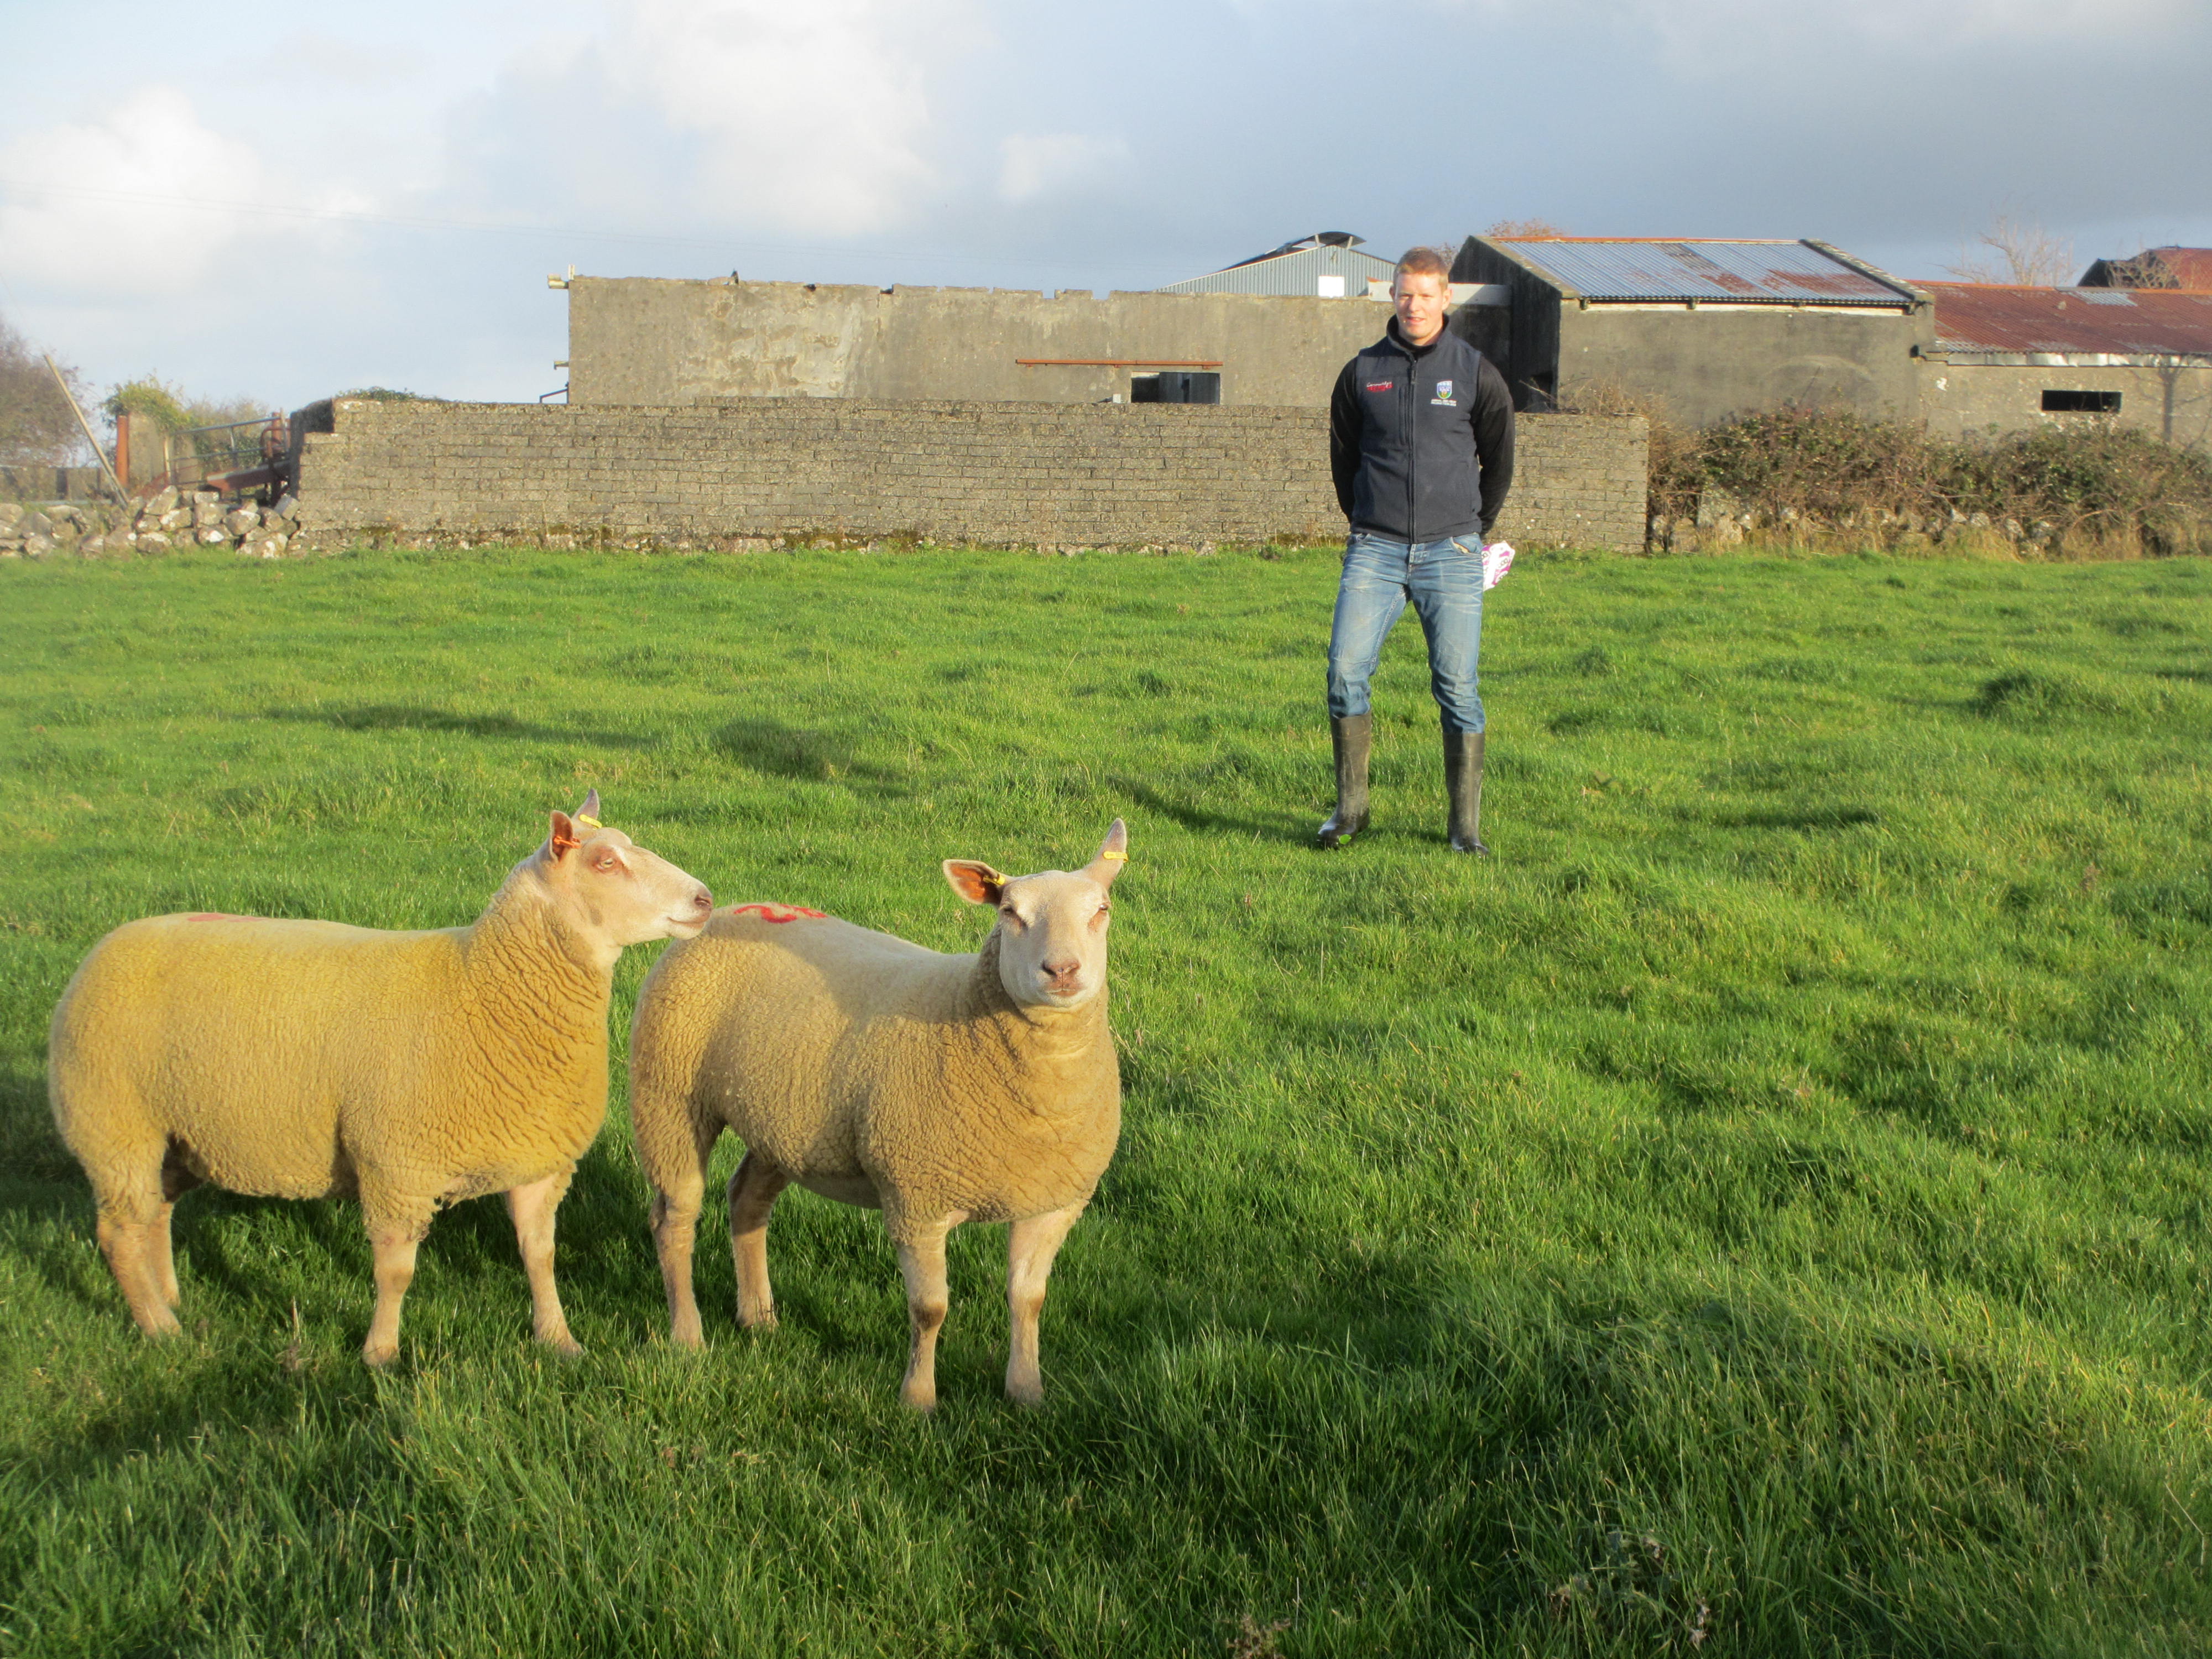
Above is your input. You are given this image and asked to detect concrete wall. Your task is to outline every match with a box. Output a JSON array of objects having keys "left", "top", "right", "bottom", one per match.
[
  {"left": 295, "top": 397, "right": 1648, "bottom": 552},
  {"left": 567, "top": 278, "right": 1391, "bottom": 409},
  {"left": 1553, "top": 306, "right": 1932, "bottom": 426},
  {"left": 1921, "top": 359, "right": 2212, "bottom": 452}
]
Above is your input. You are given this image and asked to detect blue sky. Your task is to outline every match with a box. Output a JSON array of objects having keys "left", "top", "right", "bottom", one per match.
[{"left": 3, "top": 0, "right": 2207, "bottom": 411}]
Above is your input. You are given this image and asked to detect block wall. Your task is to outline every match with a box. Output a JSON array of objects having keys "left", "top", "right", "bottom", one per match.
[{"left": 296, "top": 398, "right": 1647, "bottom": 552}]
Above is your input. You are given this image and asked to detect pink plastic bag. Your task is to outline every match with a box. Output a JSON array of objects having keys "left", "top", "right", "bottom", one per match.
[{"left": 1481, "top": 540, "right": 1516, "bottom": 592}]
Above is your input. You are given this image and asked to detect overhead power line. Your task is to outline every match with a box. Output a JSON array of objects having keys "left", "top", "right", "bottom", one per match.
[{"left": 0, "top": 176, "right": 1121, "bottom": 281}]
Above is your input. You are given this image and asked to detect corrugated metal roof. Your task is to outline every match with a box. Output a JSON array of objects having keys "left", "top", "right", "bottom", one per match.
[
  {"left": 2146, "top": 247, "right": 2212, "bottom": 289},
  {"left": 1927, "top": 282, "right": 2212, "bottom": 357},
  {"left": 1160, "top": 242, "right": 1396, "bottom": 298},
  {"left": 1495, "top": 237, "right": 1916, "bottom": 306}
]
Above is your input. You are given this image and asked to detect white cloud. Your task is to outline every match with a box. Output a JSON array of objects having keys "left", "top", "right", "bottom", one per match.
[
  {"left": 997, "top": 132, "right": 1135, "bottom": 206},
  {"left": 0, "top": 88, "right": 300, "bottom": 295},
  {"left": 597, "top": 0, "right": 982, "bottom": 237}
]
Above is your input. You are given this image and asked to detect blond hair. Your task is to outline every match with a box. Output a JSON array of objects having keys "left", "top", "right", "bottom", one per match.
[{"left": 1394, "top": 246, "right": 1453, "bottom": 288}]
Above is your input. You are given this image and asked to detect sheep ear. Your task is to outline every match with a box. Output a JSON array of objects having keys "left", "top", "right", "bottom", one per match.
[
  {"left": 572, "top": 788, "right": 601, "bottom": 823},
  {"left": 943, "top": 860, "right": 1008, "bottom": 905},
  {"left": 1082, "top": 818, "right": 1129, "bottom": 888},
  {"left": 549, "top": 811, "right": 581, "bottom": 859}
]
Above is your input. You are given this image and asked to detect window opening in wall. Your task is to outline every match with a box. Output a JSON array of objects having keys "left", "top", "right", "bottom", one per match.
[
  {"left": 2042, "top": 389, "right": 2121, "bottom": 413},
  {"left": 1130, "top": 371, "right": 1221, "bottom": 404}
]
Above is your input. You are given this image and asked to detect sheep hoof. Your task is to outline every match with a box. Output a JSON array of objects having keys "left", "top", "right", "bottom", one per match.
[
  {"left": 1006, "top": 1384, "right": 1045, "bottom": 1409},
  {"left": 670, "top": 1326, "right": 705, "bottom": 1352},
  {"left": 362, "top": 1343, "right": 400, "bottom": 1370},
  {"left": 544, "top": 1336, "right": 586, "bottom": 1361},
  {"left": 900, "top": 1383, "right": 938, "bottom": 1413}
]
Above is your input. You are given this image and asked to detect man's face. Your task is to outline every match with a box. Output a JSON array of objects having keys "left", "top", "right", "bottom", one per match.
[{"left": 1393, "top": 271, "right": 1452, "bottom": 346}]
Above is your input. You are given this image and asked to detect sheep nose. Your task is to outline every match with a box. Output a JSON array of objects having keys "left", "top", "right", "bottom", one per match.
[
  {"left": 691, "top": 885, "right": 713, "bottom": 912},
  {"left": 1042, "top": 958, "right": 1081, "bottom": 987}
]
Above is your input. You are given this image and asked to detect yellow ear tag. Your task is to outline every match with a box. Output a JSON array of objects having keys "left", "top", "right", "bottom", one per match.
[
  {"left": 1101, "top": 849, "right": 1128, "bottom": 862},
  {"left": 573, "top": 814, "right": 603, "bottom": 830}
]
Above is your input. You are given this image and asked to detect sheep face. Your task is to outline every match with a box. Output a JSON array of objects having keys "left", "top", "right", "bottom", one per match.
[
  {"left": 945, "top": 818, "right": 1126, "bottom": 1012},
  {"left": 540, "top": 790, "right": 714, "bottom": 953}
]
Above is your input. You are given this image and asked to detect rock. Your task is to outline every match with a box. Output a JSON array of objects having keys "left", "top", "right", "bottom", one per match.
[
  {"left": 137, "top": 531, "right": 171, "bottom": 553},
  {"left": 24, "top": 534, "right": 55, "bottom": 557},
  {"left": 23, "top": 510, "right": 55, "bottom": 539},
  {"left": 192, "top": 502, "right": 223, "bottom": 529},
  {"left": 272, "top": 492, "right": 299, "bottom": 519},
  {"left": 146, "top": 486, "right": 180, "bottom": 518},
  {"left": 158, "top": 508, "right": 191, "bottom": 531},
  {"left": 77, "top": 534, "right": 107, "bottom": 557},
  {"left": 0, "top": 503, "right": 22, "bottom": 529},
  {"left": 191, "top": 490, "right": 218, "bottom": 507},
  {"left": 112, "top": 530, "right": 139, "bottom": 550},
  {"left": 224, "top": 508, "right": 259, "bottom": 536},
  {"left": 257, "top": 533, "right": 290, "bottom": 559},
  {"left": 196, "top": 526, "right": 229, "bottom": 546}
]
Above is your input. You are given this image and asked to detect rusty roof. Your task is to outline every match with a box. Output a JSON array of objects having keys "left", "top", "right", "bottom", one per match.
[
  {"left": 1927, "top": 282, "right": 2212, "bottom": 358},
  {"left": 2080, "top": 246, "right": 2212, "bottom": 290},
  {"left": 1492, "top": 237, "right": 1916, "bottom": 307}
]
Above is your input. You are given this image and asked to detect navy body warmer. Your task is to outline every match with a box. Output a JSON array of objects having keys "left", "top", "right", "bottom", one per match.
[{"left": 1328, "top": 324, "right": 1515, "bottom": 543}]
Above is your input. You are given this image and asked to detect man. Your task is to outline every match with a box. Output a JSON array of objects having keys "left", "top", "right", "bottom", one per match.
[{"left": 1320, "top": 246, "right": 1515, "bottom": 854}]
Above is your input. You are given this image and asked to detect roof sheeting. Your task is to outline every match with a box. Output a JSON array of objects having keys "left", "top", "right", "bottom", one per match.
[
  {"left": 1494, "top": 237, "right": 1916, "bottom": 307},
  {"left": 1159, "top": 241, "right": 1396, "bottom": 298},
  {"left": 2079, "top": 246, "right": 2212, "bottom": 290},
  {"left": 1927, "top": 283, "right": 2212, "bottom": 358}
]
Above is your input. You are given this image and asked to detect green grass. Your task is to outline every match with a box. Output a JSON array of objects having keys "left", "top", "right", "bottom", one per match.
[{"left": 2, "top": 542, "right": 2209, "bottom": 1657}]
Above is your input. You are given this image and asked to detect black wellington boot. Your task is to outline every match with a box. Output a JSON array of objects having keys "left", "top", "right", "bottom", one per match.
[
  {"left": 1315, "top": 713, "right": 1373, "bottom": 848},
  {"left": 1444, "top": 731, "right": 1489, "bottom": 854}
]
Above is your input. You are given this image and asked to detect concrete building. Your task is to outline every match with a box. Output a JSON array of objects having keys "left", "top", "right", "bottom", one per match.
[
  {"left": 1156, "top": 232, "right": 1397, "bottom": 299},
  {"left": 1447, "top": 236, "right": 1932, "bottom": 423},
  {"left": 2079, "top": 247, "right": 2212, "bottom": 290},
  {"left": 563, "top": 275, "right": 1389, "bottom": 410},
  {"left": 1919, "top": 283, "right": 2212, "bottom": 451}
]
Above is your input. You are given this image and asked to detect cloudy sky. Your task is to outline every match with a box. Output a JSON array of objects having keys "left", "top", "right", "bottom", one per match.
[{"left": 3, "top": 0, "right": 2208, "bottom": 413}]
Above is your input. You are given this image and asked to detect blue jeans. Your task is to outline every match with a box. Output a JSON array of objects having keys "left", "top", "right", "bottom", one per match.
[{"left": 1326, "top": 530, "right": 1486, "bottom": 736}]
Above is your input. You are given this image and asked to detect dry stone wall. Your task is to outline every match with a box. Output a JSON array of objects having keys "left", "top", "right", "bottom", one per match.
[{"left": 295, "top": 398, "right": 1647, "bottom": 553}]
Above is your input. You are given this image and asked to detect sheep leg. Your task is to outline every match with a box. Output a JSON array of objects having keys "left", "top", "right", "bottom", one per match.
[
  {"left": 507, "top": 1166, "right": 583, "bottom": 1359},
  {"left": 645, "top": 1113, "right": 721, "bottom": 1348},
  {"left": 726, "top": 1151, "right": 790, "bottom": 1333},
  {"left": 153, "top": 1153, "right": 205, "bottom": 1311},
  {"left": 361, "top": 1211, "right": 430, "bottom": 1369},
  {"left": 1005, "top": 1201, "right": 1086, "bottom": 1407},
  {"left": 893, "top": 1215, "right": 963, "bottom": 1413},
  {"left": 95, "top": 1207, "right": 181, "bottom": 1338}
]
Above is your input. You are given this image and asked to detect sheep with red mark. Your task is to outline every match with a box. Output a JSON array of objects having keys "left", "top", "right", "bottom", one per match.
[{"left": 630, "top": 820, "right": 1128, "bottom": 1410}]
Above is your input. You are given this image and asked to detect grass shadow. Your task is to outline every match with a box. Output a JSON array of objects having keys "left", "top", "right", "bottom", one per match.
[
  {"left": 1702, "top": 805, "right": 1880, "bottom": 832},
  {"left": 263, "top": 703, "right": 650, "bottom": 749},
  {"left": 711, "top": 718, "right": 905, "bottom": 795}
]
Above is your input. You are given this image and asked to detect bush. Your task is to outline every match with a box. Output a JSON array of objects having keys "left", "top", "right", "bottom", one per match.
[
  {"left": 0, "top": 313, "right": 90, "bottom": 466},
  {"left": 1637, "top": 404, "right": 2212, "bottom": 558}
]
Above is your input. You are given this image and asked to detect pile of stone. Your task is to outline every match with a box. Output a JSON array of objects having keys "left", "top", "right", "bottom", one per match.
[{"left": 0, "top": 488, "right": 305, "bottom": 560}]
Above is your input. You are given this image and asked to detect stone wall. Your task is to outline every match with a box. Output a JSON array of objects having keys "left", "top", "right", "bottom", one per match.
[
  {"left": 567, "top": 277, "right": 1391, "bottom": 409},
  {"left": 295, "top": 397, "right": 1648, "bottom": 552},
  {"left": 1920, "top": 359, "right": 2212, "bottom": 452}
]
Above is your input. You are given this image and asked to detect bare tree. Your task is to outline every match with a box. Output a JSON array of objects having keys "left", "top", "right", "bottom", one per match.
[
  {"left": 1486, "top": 217, "right": 1569, "bottom": 239},
  {"left": 0, "top": 311, "right": 90, "bottom": 466},
  {"left": 1944, "top": 211, "right": 2076, "bottom": 286}
]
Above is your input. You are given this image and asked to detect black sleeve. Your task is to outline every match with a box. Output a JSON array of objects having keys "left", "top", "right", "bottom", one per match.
[
  {"left": 1472, "top": 354, "right": 1515, "bottom": 538},
  {"left": 1328, "top": 359, "right": 1364, "bottom": 521}
]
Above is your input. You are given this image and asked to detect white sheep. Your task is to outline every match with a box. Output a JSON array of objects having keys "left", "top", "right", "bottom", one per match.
[
  {"left": 47, "top": 792, "right": 713, "bottom": 1366},
  {"left": 630, "top": 819, "right": 1128, "bottom": 1410}
]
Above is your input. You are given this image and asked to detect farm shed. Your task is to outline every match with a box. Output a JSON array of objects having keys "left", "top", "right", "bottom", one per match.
[
  {"left": 1918, "top": 283, "right": 2212, "bottom": 452},
  {"left": 1447, "top": 235, "right": 1932, "bottom": 424},
  {"left": 2078, "top": 246, "right": 2212, "bottom": 290},
  {"left": 561, "top": 274, "right": 1386, "bottom": 410},
  {"left": 1155, "top": 232, "right": 1397, "bottom": 300}
]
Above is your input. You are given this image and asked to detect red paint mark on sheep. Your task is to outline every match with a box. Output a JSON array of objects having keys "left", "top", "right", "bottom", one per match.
[{"left": 725, "top": 902, "right": 830, "bottom": 924}]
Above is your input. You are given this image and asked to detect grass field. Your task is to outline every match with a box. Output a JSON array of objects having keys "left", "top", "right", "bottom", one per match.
[{"left": 1, "top": 542, "right": 2209, "bottom": 1657}]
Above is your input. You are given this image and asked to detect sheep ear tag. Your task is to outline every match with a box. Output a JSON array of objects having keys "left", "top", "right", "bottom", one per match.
[
  {"left": 1083, "top": 818, "right": 1130, "bottom": 887},
  {"left": 572, "top": 788, "right": 602, "bottom": 825},
  {"left": 943, "top": 860, "right": 1008, "bottom": 905},
  {"left": 549, "top": 811, "right": 581, "bottom": 858}
]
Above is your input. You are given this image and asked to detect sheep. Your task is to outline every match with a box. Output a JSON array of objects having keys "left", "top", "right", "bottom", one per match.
[
  {"left": 47, "top": 791, "right": 713, "bottom": 1366},
  {"left": 630, "top": 819, "right": 1128, "bottom": 1411}
]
